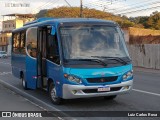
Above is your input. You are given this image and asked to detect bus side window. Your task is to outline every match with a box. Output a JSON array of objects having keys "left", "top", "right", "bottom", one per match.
[
  {"left": 47, "top": 34, "right": 60, "bottom": 65},
  {"left": 13, "top": 33, "right": 20, "bottom": 54},
  {"left": 19, "top": 31, "right": 26, "bottom": 54}
]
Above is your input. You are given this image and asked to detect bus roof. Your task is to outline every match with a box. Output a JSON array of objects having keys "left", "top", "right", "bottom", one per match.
[{"left": 12, "top": 18, "right": 117, "bottom": 32}]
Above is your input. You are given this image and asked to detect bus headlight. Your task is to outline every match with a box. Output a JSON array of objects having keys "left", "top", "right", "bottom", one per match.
[
  {"left": 64, "top": 74, "right": 82, "bottom": 84},
  {"left": 123, "top": 70, "right": 133, "bottom": 81}
]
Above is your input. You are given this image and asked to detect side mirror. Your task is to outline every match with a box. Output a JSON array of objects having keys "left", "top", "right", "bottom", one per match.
[{"left": 51, "top": 26, "right": 56, "bottom": 35}]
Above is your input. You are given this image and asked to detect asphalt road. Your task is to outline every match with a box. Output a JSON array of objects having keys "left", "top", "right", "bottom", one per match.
[{"left": 0, "top": 57, "right": 160, "bottom": 120}]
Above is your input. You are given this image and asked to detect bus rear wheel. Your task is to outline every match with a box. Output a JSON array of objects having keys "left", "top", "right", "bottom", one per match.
[
  {"left": 104, "top": 95, "right": 117, "bottom": 100},
  {"left": 49, "top": 82, "right": 62, "bottom": 105},
  {"left": 21, "top": 74, "right": 28, "bottom": 90}
]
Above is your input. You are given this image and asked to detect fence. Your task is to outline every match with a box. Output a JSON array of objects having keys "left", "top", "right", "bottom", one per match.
[{"left": 127, "top": 44, "right": 160, "bottom": 69}]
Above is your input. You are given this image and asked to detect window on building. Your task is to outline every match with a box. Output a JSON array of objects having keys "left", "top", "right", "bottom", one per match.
[
  {"left": 5, "top": 24, "right": 7, "bottom": 28},
  {"left": 6, "top": 37, "right": 8, "bottom": 44}
]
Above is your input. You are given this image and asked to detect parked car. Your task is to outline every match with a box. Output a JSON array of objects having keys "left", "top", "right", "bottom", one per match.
[{"left": 0, "top": 51, "right": 8, "bottom": 58}]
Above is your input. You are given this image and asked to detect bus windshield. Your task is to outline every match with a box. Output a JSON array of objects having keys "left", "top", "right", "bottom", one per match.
[{"left": 60, "top": 25, "right": 130, "bottom": 61}]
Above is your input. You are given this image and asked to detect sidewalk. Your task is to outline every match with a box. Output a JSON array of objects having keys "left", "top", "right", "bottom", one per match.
[
  {"left": 0, "top": 84, "right": 57, "bottom": 120},
  {"left": 0, "top": 84, "right": 44, "bottom": 111}
]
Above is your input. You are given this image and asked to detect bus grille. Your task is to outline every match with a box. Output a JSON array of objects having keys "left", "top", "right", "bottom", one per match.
[{"left": 86, "top": 76, "right": 118, "bottom": 83}]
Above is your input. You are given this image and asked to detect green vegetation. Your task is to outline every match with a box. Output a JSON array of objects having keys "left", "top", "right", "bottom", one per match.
[
  {"left": 129, "top": 11, "right": 160, "bottom": 30},
  {"left": 36, "top": 7, "right": 160, "bottom": 30}
]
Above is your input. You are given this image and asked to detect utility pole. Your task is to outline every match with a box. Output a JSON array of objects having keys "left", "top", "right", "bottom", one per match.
[{"left": 80, "top": 0, "right": 83, "bottom": 17}]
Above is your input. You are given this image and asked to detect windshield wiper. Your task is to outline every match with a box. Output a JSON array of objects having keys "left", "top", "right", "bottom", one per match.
[
  {"left": 91, "top": 56, "right": 129, "bottom": 65},
  {"left": 70, "top": 59, "right": 107, "bottom": 66}
]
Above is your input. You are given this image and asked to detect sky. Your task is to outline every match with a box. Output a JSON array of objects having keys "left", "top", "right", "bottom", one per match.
[{"left": 0, "top": 0, "right": 160, "bottom": 29}]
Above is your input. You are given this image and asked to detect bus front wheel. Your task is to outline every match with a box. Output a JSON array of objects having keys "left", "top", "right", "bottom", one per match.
[{"left": 49, "top": 82, "right": 62, "bottom": 105}]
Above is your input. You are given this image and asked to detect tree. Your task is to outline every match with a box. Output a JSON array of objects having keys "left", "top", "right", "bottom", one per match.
[
  {"left": 155, "top": 19, "right": 160, "bottom": 30},
  {"left": 146, "top": 18, "right": 154, "bottom": 28},
  {"left": 36, "top": 9, "right": 48, "bottom": 18}
]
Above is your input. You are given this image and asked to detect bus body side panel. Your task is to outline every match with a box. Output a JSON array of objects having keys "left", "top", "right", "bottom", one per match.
[
  {"left": 46, "top": 60, "right": 63, "bottom": 98},
  {"left": 25, "top": 56, "right": 37, "bottom": 89},
  {"left": 11, "top": 54, "right": 26, "bottom": 79}
]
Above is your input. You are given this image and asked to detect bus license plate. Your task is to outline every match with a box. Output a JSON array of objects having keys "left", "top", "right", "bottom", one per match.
[{"left": 98, "top": 86, "right": 110, "bottom": 92}]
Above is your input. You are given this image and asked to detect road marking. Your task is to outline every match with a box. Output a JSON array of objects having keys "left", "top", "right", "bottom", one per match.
[
  {"left": 0, "top": 71, "right": 12, "bottom": 76},
  {"left": 133, "top": 89, "right": 160, "bottom": 97}
]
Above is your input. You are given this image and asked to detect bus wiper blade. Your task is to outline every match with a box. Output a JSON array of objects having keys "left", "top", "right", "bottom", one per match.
[
  {"left": 91, "top": 56, "right": 128, "bottom": 65},
  {"left": 75, "top": 59, "right": 107, "bottom": 66}
]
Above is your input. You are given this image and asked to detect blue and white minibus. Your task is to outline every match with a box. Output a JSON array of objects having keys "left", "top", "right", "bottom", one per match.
[{"left": 11, "top": 18, "right": 133, "bottom": 104}]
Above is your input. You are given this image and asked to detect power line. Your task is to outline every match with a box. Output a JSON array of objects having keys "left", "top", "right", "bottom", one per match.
[
  {"left": 105, "top": 0, "right": 154, "bottom": 12},
  {"left": 83, "top": 0, "right": 160, "bottom": 16},
  {"left": 84, "top": 0, "right": 154, "bottom": 12},
  {"left": 84, "top": 0, "right": 125, "bottom": 8},
  {"left": 63, "top": 0, "right": 80, "bottom": 17},
  {"left": 83, "top": 0, "right": 126, "bottom": 12},
  {"left": 31, "top": 0, "right": 60, "bottom": 14},
  {"left": 63, "top": 0, "right": 72, "bottom": 7},
  {"left": 117, "top": 5, "right": 160, "bottom": 15},
  {"left": 113, "top": 1, "right": 160, "bottom": 14},
  {"left": 30, "top": 0, "right": 160, "bottom": 17},
  {"left": 31, "top": 0, "right": 53, "bottom": 13},
  {"left": 82, "top": 4, "right": 114, "bottom": 19}
]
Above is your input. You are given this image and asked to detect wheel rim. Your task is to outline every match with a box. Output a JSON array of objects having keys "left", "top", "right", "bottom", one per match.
[{"left": 51, "top": 86, "right": 57, "bottom": 101}]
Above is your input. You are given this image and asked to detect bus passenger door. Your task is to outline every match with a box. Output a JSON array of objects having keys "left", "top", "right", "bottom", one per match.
[{"left": 37, "top": 27, "right": 47, "bottom": 88}]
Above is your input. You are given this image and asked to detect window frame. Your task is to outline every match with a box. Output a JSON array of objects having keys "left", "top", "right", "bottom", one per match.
[
  {"left": 26, "top": 27, "right": 38, "bottom": 58},
  {"left": 46, "top": 27, "right": 60, "bottom": 65}
]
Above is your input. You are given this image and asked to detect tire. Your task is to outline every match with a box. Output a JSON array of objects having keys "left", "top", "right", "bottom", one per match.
[
  {"left": 49, "top": 82, "right": 62, "bottom": 105},
  {"left": 104, "top": 95, "right": 117, "bottom": 100},
  {"left": 21, "top": 74, "right": 28, "bottom": 90}
]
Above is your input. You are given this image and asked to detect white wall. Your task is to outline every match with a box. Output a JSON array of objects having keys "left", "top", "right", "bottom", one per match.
[{"left": 128, "top": 44, "right": 160, "bottom": 69}]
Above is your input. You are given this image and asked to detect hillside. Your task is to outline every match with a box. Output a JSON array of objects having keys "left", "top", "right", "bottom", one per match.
[
  {"left": 36, "top": 7, "right": 160, "bottom": 30},
  {"left": 36, "top": 6, "right": 134, "bottom": 28}
]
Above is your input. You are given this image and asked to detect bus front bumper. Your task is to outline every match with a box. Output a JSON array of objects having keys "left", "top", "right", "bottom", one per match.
[{"left": 62, "top": 80, "right": 133, "bottom": 99}]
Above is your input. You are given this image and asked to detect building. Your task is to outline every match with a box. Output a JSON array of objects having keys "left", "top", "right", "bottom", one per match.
[{"left": 0, "top": 13, "right": 35, "bottom": 55}]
